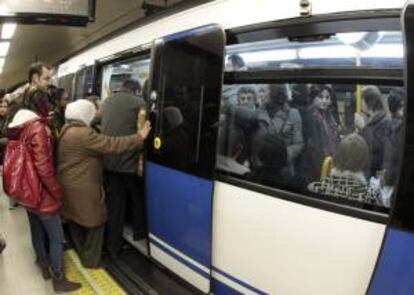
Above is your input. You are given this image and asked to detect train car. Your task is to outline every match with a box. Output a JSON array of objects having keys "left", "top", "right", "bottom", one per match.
[{"left": 57, "top": 0, "right": 414, "bottom": 294}]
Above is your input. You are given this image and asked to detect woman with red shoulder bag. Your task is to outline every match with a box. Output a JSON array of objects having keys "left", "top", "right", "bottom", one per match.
[{"left": 4, "top": 109, "right": 81, "bottom": 293}]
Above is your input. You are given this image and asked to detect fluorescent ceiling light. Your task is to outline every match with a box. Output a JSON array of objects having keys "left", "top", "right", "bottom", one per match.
[
  {"left": 337, "top": 32, "right": 367, "bottom": 45},
  {"left": 0, "top": 42, "right": 10, "bottom": 56},
  {"left": 361, "top": 44, "right": 403, "bottom": 58},
  {"left": 299, "top": 45, "right": 356, "bottom": 59},
  {"left": 240, "top": 49, "right": 296, "bottom": 63},
  {"left": 0, "top": 58, "right": 5, "bottom": 73},
  {"left": 2, "top": 23, "right": 16, "bottom": 39},
  {"left": 298, "top": 43, "right": 403, "bottom": 59},
  {"left": 0, "top": 5, "right": 14, "bottom": 16}
]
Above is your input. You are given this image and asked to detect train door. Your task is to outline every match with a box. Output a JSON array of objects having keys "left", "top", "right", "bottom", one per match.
[
  {"left": 146, "top": 24, "right": 225, "bottom": 293},
  {"left": 368, "top": 2, "right": 414, "bottom": 294}
]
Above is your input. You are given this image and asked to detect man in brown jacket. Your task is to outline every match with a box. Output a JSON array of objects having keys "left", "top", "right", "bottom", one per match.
[{"left": 58, "top": 99, "right": 151, "bottom": 268}]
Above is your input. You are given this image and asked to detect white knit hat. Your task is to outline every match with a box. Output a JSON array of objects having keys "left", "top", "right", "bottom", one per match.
[{"left": 65, "top": 99, "right": 96, "bottom": 127}]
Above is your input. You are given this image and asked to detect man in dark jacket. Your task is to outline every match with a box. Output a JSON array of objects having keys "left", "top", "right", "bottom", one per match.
[
  {"left": 355, "top": 86, "right": 392, "bottom": 179},
  {"left": 101, "top": 79, "right": 146, "bottom": 256}
]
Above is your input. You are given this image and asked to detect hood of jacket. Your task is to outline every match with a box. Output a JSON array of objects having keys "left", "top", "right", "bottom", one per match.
[
  {"left": 7, "top": 109, "right": 40, "bottom": 139},
  {"left": 65, "top": 99, "right": 96, "bottom": 127}
]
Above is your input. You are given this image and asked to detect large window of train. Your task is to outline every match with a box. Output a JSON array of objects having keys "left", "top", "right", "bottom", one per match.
[
  {"left": 100, "top": 57, "right": 150, "bottom": 100},
  {"left": 217, "top": 83, "right": 404, "bottom": 212},
  {"left": 225, "top": 31, "right": 402, "bottom": 71}
]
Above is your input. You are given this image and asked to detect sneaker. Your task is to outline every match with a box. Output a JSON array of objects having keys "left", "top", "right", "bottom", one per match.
[
  {"left": 36, "top": 261, "right": 52, "bottom": 280},
  {"left": 52, "top": 277, "right": 82, "bottom": 293},
  {"left": 0, "top": 236, "right": 6, "bottom": 254}
]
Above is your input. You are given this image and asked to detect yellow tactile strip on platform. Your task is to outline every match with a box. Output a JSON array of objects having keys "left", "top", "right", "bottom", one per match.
[
  {"left": 64, "top": 250, "right": 126, "bottom": 295},
  {"left": 64, "top": 250, "right": 95, "bottom": 295}
]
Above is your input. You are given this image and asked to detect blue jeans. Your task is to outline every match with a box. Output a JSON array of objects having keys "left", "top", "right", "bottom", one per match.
[{"left": 27, "top": 212, "right": 64, "bottom": 278}]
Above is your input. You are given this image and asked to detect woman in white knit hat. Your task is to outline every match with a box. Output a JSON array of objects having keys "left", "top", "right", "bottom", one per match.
[{"left": 58, "top": 99, "right": 151, "bottom": 268}]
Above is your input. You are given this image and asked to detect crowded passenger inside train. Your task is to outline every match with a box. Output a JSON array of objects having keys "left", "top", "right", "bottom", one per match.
[{"left": 217, "top": 54, "right": 403, "bottom": 211}]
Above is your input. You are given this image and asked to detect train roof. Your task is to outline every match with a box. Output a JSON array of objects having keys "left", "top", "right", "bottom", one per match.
[{"left": 57, "top": 0, "right": 406, "bottom": 77}]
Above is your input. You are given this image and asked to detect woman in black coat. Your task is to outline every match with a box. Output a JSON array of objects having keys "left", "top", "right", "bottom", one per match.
[{"left": 303, "top": 84, "right": 340, "bottom": 182}]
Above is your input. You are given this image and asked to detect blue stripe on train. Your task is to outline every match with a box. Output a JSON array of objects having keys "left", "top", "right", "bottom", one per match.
[
  {"left": 212, "top": 277, "right": 242, "bottom": 295},
  {"left": 369, "top": 227, "right": 414, "bottom": 294},
  {"left": 146, "top": 161, "right": 213, "bottom": 267},
  {"left": 149, "top": 236, "right": 209, "bottom": 279},
  {"left": 213, "top": 266, "right": 268, "bottom": 295}
]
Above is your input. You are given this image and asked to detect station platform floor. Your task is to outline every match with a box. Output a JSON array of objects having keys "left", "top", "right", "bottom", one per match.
[
  {"left": 0, "top": 193, "right": 57, "bottom": 294},
  {"left": 0, "top": 191, "right": 126, "bottom": 295},
  {"left": 0, "top": 187, "right": 201, "bottom": 295}
]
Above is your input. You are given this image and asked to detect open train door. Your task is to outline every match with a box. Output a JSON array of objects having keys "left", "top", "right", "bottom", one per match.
[{"left": 145, "top": 24, "right": 225, "bottom": 293}]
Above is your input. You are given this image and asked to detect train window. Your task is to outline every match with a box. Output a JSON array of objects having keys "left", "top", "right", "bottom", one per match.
[
  {"left": 225, "top": 31, "right": 402, "bottom": 71},
  {"left": 74, "top": 66, "right": 95, "bottom": 100},
  {"left": 57, "top": 74, "right": 74, "bottom": 100},
  {"left": 100, "top": 57, "right": 150, "bottom": 100},
  {"left": 216, "top": 83, "right": 404, "bottom": 212}
]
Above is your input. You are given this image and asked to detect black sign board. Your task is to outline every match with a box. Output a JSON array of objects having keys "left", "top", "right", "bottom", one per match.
[{"left": 0, "top": 0, "right": 95, "bottom": 26}]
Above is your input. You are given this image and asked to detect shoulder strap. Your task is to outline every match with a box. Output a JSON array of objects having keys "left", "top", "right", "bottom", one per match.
[{"left": 58, "top": 125, "right": 75, "bottom": 142}]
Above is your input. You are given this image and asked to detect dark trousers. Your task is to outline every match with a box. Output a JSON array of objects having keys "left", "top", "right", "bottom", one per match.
[
  {"left": 67, "top": 222, "right": 104, "bottom": 268},
  {"left": 105, "top": 172, "right": 146, "bottom": 256},
  {"left": 27, "top": 212, "right": 64, "bottom": 278}
]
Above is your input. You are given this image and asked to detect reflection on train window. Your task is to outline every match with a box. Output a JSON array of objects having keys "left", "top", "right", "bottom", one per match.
[
  {"left": 158, "top": 85, "right": 196, "bottom": 171},
  {"left": 57, "top": 74, "right": 74, "bottom": 100},
  {"left": 225, "top": 31, "right": 402, "bottom": 71},
  {"left": 74, "top": 66, "right": 94, "bottom": 100},
  {"left": 100, "top": 57, "right": 150, "bottom": 100},
  {"left": 216, "top": 83, "right": 404, "bottom": 212}
]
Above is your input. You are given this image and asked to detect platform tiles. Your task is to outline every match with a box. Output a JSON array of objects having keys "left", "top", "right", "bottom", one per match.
[{"left": 64, "top": 249, "right": 126, "bottom": 295}]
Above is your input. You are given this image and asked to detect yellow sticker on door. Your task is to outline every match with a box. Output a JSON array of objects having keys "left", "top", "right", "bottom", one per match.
[{"left": 154, "top": 137, "right": 162, "bottom": 150}]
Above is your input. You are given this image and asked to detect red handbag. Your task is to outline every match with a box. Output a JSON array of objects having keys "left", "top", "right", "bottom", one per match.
[{"left": 2, "top": 139, "right": 41, "bottom": 209}]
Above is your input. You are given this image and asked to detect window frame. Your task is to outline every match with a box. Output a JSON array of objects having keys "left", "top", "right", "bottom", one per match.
[
  {"left": 95, "top": 45, "right": 151, "bottom": 99},
  {"left": 57, "top": 73, "right": 75, "bottom": 101},
  {"left": 215, "top": 10, "right": 405, "bottom": 224},
  {"left": 73, "top": 64, "right": 97, "bottom": 100}
]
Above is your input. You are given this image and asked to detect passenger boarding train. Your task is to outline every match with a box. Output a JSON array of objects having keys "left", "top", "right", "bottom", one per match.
[{"left": 19, "top": 0, "right": 414, "bottom": 294}]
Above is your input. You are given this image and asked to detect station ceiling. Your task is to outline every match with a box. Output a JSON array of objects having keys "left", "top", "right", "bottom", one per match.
[{"left": 0, "top": 0, "right": 188, "bottom": 89}]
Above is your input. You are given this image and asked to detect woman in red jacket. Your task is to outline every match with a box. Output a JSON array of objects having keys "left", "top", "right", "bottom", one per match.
[{"left": 7, "top": 109, "right": 81, "bottom": 293}]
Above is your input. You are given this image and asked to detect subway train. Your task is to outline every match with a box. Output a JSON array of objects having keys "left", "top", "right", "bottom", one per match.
[{"left": 21, "top": 0, "right": 414, "bottom": 294}]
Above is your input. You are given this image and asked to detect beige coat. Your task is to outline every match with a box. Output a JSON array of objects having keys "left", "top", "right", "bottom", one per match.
[{"left": 58, "top": 121, "right": 143, "bottom": 227}]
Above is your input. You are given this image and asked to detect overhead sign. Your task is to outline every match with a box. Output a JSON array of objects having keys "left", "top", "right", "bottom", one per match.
[{"left": 0, "top": 0, "right": 95, "bottom": 26}]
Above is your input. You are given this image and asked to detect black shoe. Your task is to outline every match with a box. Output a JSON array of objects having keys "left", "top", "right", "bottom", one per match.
[
  {"left": 0, "top": 237, "right": 6, "bottom": 254},
  {"left": 53, "top": 276, "right": 82, "bottom": 293},
  {"left": 36, "top": 261, "right": 52, "bottom": 280}
]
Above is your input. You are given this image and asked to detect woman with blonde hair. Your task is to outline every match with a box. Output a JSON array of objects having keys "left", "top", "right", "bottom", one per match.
[{"left": 308, "top": 133, "right": 382, "bottom": 206}]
